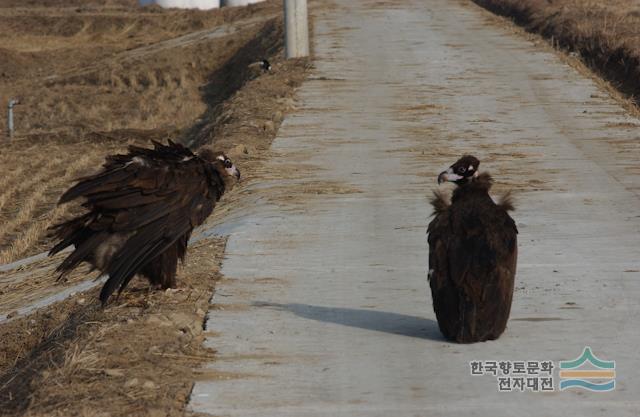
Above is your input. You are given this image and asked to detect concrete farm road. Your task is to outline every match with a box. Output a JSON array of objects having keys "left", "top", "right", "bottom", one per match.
[{"left": 190, "top": 0, "right": 640, "bottom": 415}]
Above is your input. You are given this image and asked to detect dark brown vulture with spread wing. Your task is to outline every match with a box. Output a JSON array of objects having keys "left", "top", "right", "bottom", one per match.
[
  {"left": 427, "top": 155, "right": 517, "bottom": 343},
  {"left": 49, "top": 140, "right": 240, "bottom": 304}
]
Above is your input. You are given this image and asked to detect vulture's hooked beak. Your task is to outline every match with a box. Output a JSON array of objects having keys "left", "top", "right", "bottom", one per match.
[
  {"left": 225, "top": 165, "right": 241, "bottom": 181},
  {"left": 438, "top": 168, "right": 462, "bottom": 184}
]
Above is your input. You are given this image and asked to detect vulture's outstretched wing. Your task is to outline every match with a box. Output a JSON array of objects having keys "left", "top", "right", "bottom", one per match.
[{"left": 50, "top": 141, "right": 227, "bottom": 303}]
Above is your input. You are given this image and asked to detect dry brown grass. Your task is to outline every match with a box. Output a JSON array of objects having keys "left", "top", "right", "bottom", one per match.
[
  {"left": 472, "top": 0, "right": 640, "bottom": 103},
  {"left": 0, "top": 139, "right": 134, "bottom": 264},
  {"left": 0, "top": 0, "right": 287, "bottom": 265},
  {"left": 0, "top": 0, "right": 282, "bottom": 137},
  {"left": 0, "top": 154, "right": 92, "bottom": 264},
  {"left": 0, "top": 0, "right": 313, "bottom": 414},
  {"left": 0, "top": 50, "right": 311, "bottom": 417},
  {"left": 0, "top": 239, "right": 226, "bottom": 417}
]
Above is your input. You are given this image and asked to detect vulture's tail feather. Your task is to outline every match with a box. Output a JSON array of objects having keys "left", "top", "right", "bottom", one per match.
[
  {"left": 54, "top": 232, "right": 105, "bottom": 280},
  {"left": 99, "top": 218, "right": 190, "bottom": 304}
]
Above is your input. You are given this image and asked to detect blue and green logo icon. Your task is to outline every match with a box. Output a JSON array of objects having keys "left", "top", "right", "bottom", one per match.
[{"left": 559, "top": 347, "right": 615, "bottom": 392}]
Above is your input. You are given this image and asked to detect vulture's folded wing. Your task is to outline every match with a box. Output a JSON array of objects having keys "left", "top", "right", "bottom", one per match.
[{"left": 51, "top": 141, "right": 225, "bottom": 302}]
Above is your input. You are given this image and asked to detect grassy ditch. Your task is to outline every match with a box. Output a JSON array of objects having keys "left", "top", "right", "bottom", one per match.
[{"left": 472, "top": 0, "right": 640, "bottom": 104}]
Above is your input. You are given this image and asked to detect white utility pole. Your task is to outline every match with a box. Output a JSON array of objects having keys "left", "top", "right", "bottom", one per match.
[
  {"left": 284, "top": 0, "right": 309, "bottom": 58},
  {"left": 221, "top": 0, "right": 264, "bottom": 6}
]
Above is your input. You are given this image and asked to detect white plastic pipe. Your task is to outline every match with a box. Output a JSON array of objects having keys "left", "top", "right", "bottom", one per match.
[
  {"left": 138, "top": 0, "right": 220, "bottom": 10},
  {"left": 7, "top": 99, "right": 19, "bottom": 140}
]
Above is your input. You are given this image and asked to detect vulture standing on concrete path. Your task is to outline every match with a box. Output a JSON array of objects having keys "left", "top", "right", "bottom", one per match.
[
  {"left": 49, "top": 140, "right": 240, "bottom": 304},
  {"left": 427, "top": 156, "right": 517, "bottom": 343}
]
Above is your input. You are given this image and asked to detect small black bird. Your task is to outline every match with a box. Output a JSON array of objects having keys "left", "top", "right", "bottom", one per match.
[
  {"left": 427, "top": 155, "right": 517, "bottom": 343},
  {"left": 248, "top": 59, "right": 272, "bottom": 75},
  {"left": 260, "top": 59, "right": 272, "bottom": 72}
]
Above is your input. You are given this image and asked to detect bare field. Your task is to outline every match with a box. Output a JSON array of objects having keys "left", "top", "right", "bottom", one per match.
[
  {"left": 472, "top": 0, "right": 640, "bottom": 103},
  {"left": 0, "top": 0, "right": 286, "bottom": 264}
]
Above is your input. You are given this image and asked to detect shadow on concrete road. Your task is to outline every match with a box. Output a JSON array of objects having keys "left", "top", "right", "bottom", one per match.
[{"left": 253, "top": 302, "right": 443, "bottom": 341}]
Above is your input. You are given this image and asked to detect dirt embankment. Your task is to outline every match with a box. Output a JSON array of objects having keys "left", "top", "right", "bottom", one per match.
[
  {"left": 0, "top": 239, "right": 226, "bottom": 417},
  {"left": 0, "top": 0, "right": 296, "bottom": 265},
  {"left": 0, "top": 0, "right": 313, "bottom": 415},
  {"left": 472, "top": 0, "right": 640, "bottom": 105},
  {"left": 0, "top": 53, "right": 310, "bottom": 415}
]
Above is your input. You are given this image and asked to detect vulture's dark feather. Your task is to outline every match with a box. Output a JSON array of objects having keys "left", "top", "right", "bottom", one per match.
[
  {"left": 496, "top": 190, "right": 515, "bottom": 212},
  {"left": 428, "top": 156, "right": 517, "bottom": 343},
  {"left": 59, "top": 170, "right": 135, "bottom": 204},
  {"left": 55, "top": 232, "right": 108, "bottom": 279},
  {"left": 430, "top": 190, "right": 450, "bottom": 216},
  {"left": 49, "top": 141, "right": 239, "bottom": 304}
]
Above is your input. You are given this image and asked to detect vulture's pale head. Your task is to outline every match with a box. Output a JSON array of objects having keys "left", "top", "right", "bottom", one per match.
[
  {"left": 198, "top": 149, "right": 241, "bottom": 183},
  {"left": 438, "top": 155, "right": 480, "bottom": 185}
]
